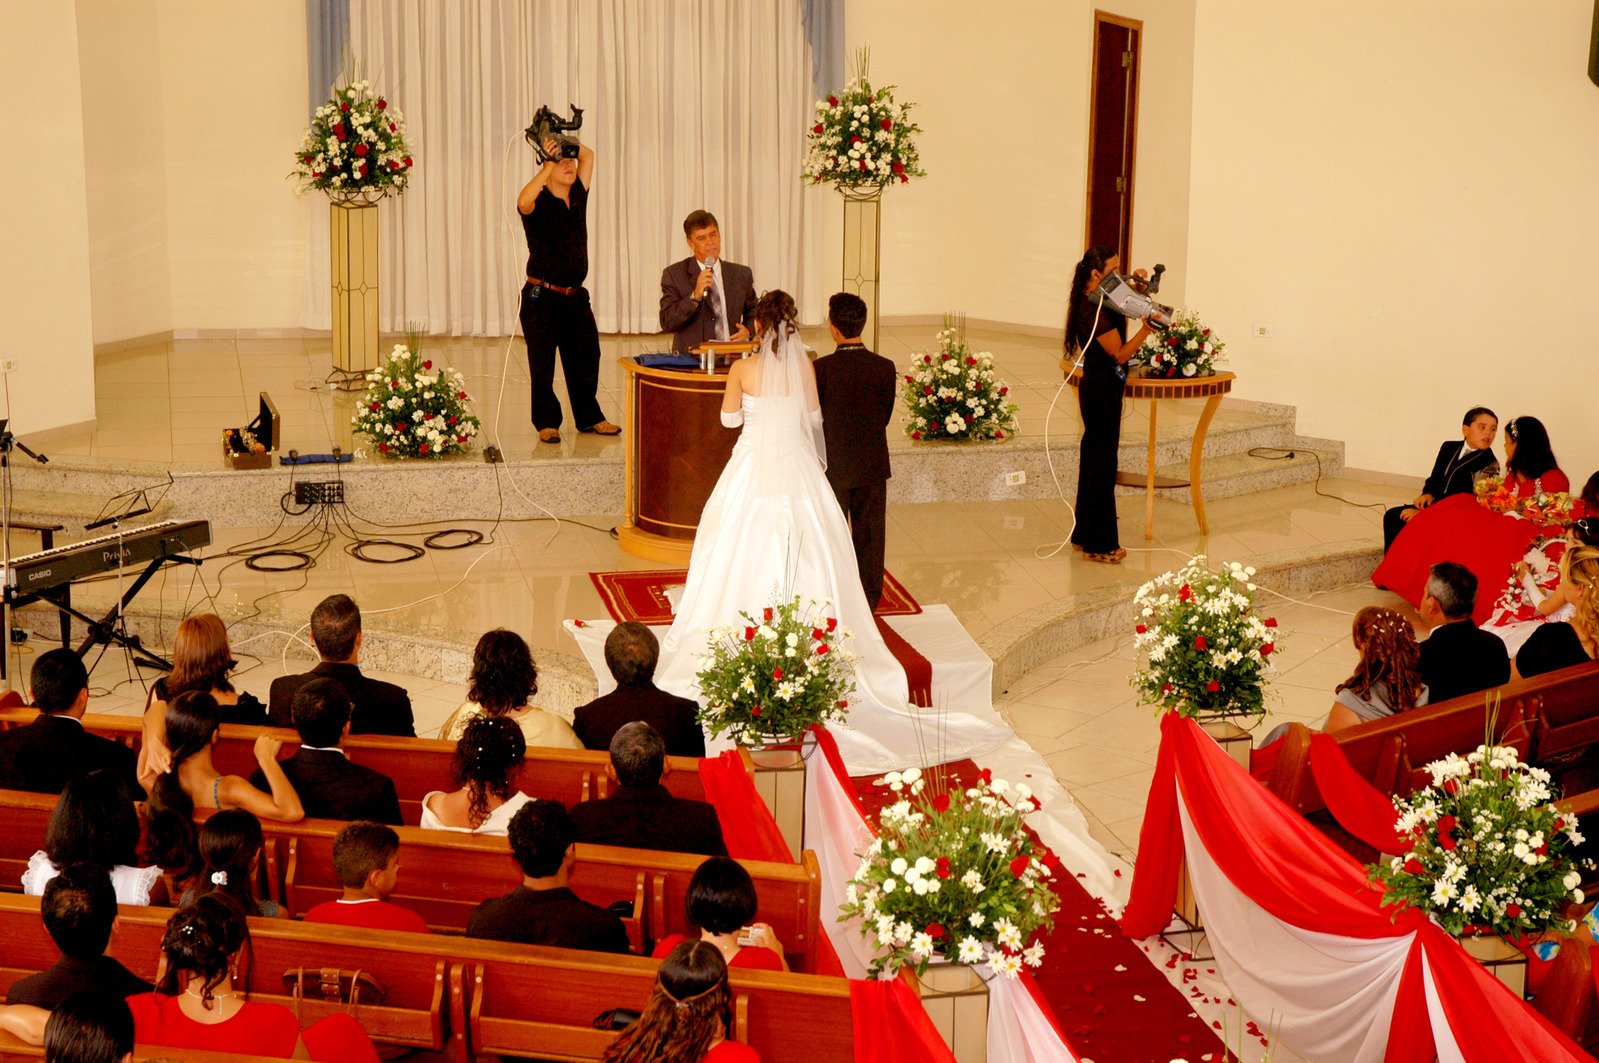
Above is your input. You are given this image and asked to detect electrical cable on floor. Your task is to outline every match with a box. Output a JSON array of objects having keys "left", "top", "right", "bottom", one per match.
[{"left": 1246, "top": 446, "right": 1388, "bottom": 513}]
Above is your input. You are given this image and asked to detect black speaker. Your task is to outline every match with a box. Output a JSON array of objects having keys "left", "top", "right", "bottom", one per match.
[{"left": 1591, "top": 0, "right": 1599, "bottom": 86}]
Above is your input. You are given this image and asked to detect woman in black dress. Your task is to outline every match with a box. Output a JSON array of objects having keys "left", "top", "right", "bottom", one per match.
[{"left": 1065, "top": 246, "right": 1159, "bottom": 564}]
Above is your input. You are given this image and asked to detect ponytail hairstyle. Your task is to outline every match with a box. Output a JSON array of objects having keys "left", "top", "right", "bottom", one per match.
[
  {"left": 143, "top": 691, "right": 221, "bottom": 882},
  {"left": 195, "top": 809, "right": 266, "bottom": 915},
  {"left": 1065, "top": 245, "right": 1117, "bottom": 356},
  {"left": 452, "top": 715, "right": 526, "bottom": 829},
  {"left": 751, "top": 289, "right": 799, "bottom": 351},
  {"left": 1504, "top": 416, "right": 1559, "bottom": 482},
  {"left": 156, "top": 892, "right": 250, "bottom": 1010},
  {"left": 600, "top": 940, "right": 731, "bottom": 1063},
  {"left": 1337, "top": 607, "right": 1424, "bottom": 712}
]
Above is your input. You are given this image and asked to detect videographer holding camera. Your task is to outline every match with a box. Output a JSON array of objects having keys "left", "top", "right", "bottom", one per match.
[{"left": 516, "top": 113, "right": 618, "bottom": 445}]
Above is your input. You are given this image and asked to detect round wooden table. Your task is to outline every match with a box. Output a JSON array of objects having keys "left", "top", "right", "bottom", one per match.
[{"left": 1067, "top": 369, "right": 1235, "bottom": 540}]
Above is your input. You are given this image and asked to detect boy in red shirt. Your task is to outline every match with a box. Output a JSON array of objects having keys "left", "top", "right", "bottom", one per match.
[{"left": 303, "top": 821, "right": 430, "bottom": 934}]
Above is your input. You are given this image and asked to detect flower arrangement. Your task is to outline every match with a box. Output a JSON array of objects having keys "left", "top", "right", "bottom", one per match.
[
  {"left": 292, "top": 79, "right": 413, "bottom": 200},
  {"left": 1369, "top": 743, "right": 1588, "bottom": 937},
  {"left": 1135, "top": 308, "right": 1223, "bottom": 379},
  {"left": 694, "top": 595, "right": 856, "bottom": 745},
  {"left": 1131, "top": 556, "right": 1279, "bottom": 718},
  {"left": 802, "top": 49, "right": 924, "bottom": 192},
  {"left": 900, "top": 322, "right": 1019, "bottom": 442},
  {"left": 1475, "top": 475, "right": 1587, "bottom": 529},
  {"left": 351, "top": 342, "right": 480, "bottom": 459},
  {"left": 840, "top": 767, "right": 1060, "bottom": 979}
]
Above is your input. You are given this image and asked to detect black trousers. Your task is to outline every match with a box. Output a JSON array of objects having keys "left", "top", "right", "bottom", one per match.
[
  {"left": 1071, "top": 369, "right": 1125, "bottom": 553},
  {"left": 519, "top": 282, "right": 606, "bottom": 431},
  {"left": 1382, "top": 505, "right": 1414, "bottom": 552},
  {"left": 831, "top": 479, "right": 888, "bottom": 609}
]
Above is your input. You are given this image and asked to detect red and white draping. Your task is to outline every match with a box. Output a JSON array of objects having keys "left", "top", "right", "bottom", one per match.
[
  {"left": 1121, "top": 712, "right": 1593, "bottom": 1063},
  {"left": 802, "top": 726, "right": 1082, "bottom": 1063}
]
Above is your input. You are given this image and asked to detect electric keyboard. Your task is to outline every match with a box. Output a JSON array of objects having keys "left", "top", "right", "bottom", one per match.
[{"left": 3, "top": 519, "right": 211, "bottom": 596}]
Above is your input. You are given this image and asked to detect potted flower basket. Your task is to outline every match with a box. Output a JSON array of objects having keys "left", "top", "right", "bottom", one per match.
[
  {"left": 900, "top": 315, "right": 1019, "bottom": 444},
  {"left": 350, "top": 339, "right": 481, "bottom": 459},
  {"left": 1132, "top": 308, "right": 1225, "bottom": 380}
]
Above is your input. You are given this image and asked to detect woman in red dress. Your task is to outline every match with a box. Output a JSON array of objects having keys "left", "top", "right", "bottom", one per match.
[
  {"left": 602, "top": 941, "right": 759, "bottom": 1063},
  {"left": 650, "top": 857, "right": 787, "bottom": 972}
]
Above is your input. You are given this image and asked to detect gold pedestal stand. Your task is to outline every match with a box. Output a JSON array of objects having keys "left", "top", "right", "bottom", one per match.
[
  {"left": 841, "top": 189, "right": 882, "bottom": 352},
  {"left": 330, "top": 199, "right": 380, "bottom": 374}
]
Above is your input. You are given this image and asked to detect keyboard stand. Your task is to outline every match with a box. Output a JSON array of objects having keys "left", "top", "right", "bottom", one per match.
[{"left": 1, "top": 521, "right": 67, "bottom": 682}]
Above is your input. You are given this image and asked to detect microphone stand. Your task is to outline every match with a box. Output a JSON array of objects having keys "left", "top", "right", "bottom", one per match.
[{"left": 0, "top": 423, "right": 49, "bottom": 684}]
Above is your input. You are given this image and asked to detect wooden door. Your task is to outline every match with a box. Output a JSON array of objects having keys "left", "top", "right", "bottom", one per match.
[{"left": 1085, "top": 12, "right": 1143, "bottom": 262}]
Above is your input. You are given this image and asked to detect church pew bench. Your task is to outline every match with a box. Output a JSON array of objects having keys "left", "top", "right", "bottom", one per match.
[{"left": 0, "top": 1033, "right": 301, "bottom": 1062}]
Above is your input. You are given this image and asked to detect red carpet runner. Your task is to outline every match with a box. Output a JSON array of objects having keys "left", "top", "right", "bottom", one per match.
[
  {"left": 589, "top": 568, "right": 922, "bottom": 625},
  {"left": 849, "top": 761, "right": 1232, "bottom": 1063}
]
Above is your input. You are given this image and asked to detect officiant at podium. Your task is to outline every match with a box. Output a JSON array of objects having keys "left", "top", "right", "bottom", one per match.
[{"left": 659, "top": 211, "right": 756, "bottom": 352}]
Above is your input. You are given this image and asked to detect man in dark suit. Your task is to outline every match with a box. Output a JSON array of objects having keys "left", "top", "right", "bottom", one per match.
[
  {"left": 1419, "top": 561, "right": 1511, "bottom": 703},
  {"left": 814, "top": 291, "right": 898, "bottom": 608},
  {"left": 268, "top": 594, "right": 414, "bottom": 737},
  {"left": 249, "top": 678, "right": 402, "bottom": 824},
  {"left": 570, "top": 722, "right": 725, "bottom": 856},
  {"left": 572, "top": 623, "right": 705, "bottom": 758},
  {"left": 1383, "top": 407, "right": 1500, "bottom": 551},
  {"left": 466, "top": 799, "right": 628, "bottom": 953},
  {"left": 7, "top": 867, "right": 152, "bottom": 1007},
  {"left": 0, "top": 649, "right": 139, "bottom": 796},
  {"left": 658, "top": 210, "right": 756, "bottom": 352}
]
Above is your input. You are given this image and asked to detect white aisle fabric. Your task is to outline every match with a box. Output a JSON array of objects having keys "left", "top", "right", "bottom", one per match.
[{"left": 327, "top": 0, "right": 825, "bottom": 336}]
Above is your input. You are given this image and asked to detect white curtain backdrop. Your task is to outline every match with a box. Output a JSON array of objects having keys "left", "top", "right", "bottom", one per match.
[{"left": 302, "top": 0, "right": 824, "bottom": 336}]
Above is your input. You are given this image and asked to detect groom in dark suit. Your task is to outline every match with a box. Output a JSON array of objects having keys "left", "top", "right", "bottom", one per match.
[
  {"left": 250, "top": 678, "right": 403, "bottom": 824},
  {"left": 658, "top": 211, "right": 756, "bottom": 352},
  {"left": 814, "top": 292, "right": 898, "bottom": 608},
  {"left": 1382, "top": 406, "right": 1500, "bottom": 551}
]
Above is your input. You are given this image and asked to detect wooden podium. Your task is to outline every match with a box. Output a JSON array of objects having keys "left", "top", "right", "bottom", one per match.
[{"left": 618, "top": 344, "right": 757, "bottom": 562}]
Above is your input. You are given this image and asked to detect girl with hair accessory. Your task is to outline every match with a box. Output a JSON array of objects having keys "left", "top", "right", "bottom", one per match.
[
  {"left": 179, "top": 809, "right": 284, "bottom": 918},
  {"left": 126, "top": 893, "right": 311, "bottom": 1058},
  {"left": 438, "top": 629, "right": 582, "bottom": 749},
  {"left": 22, "top": 768, "right": 164, "bottom": 905},
  {"left": 600, "top": 940, "right": 757, "bottom": 1062},
  {"left": 1325, "top": 607, "right": 1429, "bottom": 732},
  {"left": 140, "top": 692, "right": 303, "bottom": 898},
  {"left": 419, "top": 715, "right": 530, "bottom": 834},
  {"left": 1513, "top": 543, "right": 1599, "bottom": 680},
  {"left": 1501, "top": 416, "right": 1569, "bottom": 498}
]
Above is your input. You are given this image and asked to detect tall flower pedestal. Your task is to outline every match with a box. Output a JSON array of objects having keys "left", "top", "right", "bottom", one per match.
[
  {"left": 907, "top": 963, "right": 988, "bottom": 1063},
  {"left": 1197, "top": 716, "right": 1253, "bottom": 769},
  {"left": 840, "top": 188, "right": 881, "bottom": 352},
  {"left": 330, "top": 197, "right": 380, "bottom": 374},
  {"left": 742, "top": 733, "right": 809, "bottom": 860},
  {"left": 1455, "top": 931, "right": 1529, "bottom": 999},
  {"left": 1159, "top": 717, "right": 1250, "bottom": 962}
]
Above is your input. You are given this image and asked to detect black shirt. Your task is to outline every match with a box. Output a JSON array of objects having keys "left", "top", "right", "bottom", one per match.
[
  {"left": 1418, "top": 620, "right": 1511, "bottom": 704},
  {"left": 521, "top": 179, "right": 589, "bottom": 286},
  {"left": 466, "top": 886, "right": 628, "bottom": 954},
  {"left": 1067, "top": 298, "right": 1128, "bottom": 376},
  {"left": 1515, "top": 623, "right": 1595, "bottom": 680},
  {"left": 151, "top": 679, "right": 268, "bottom": 727},
  {"left": 7, "top": 954, "right": 153, "bottom": 1007}
]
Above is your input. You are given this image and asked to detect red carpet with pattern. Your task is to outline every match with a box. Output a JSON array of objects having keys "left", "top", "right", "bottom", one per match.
[{"left": 589, "top": 568, "right": 921, "bottom": 626}]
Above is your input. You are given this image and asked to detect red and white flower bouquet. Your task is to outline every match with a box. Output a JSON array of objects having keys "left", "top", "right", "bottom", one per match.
[
  {"left": 351, "top": 341, "right": 480, "bottom": 459},
  {"left": 292, "top": 79, "right": 412, "bottom": 201},
  {"left": 802, "top": 49, "right": 924, "bottom": 193}
]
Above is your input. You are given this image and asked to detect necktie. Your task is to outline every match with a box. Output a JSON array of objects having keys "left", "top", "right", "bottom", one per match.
[{"left": 709, "top": 272, "right": 727, "bottom": 341}]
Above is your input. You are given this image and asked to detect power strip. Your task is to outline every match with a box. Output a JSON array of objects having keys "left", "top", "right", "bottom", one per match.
[{"left": 294, "top": 481, "right": 346, "bottom": 506}]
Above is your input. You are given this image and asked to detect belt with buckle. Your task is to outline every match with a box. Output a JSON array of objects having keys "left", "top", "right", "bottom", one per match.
[{"left": 527, "top": 277, "right": 579, "bottom": 296}]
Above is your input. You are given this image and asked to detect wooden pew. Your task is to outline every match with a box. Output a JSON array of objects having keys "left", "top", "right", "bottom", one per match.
[
  {"left": 0, "top": 1033, "right": 299, "bottom": 1062},
  {"left": 0, "top": 707, "right": 738, "bottom": 825}
]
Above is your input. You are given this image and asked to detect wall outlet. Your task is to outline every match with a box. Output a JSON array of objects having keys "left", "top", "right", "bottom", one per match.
[
  {"left": 1253, "top": 324, "right": 1274, "bottom": 338},
  {"left": 1002, "top": 516, "right": 1025, "bottom": 530},
  {"left": 0, "top": 359, "right": 16, "bottom": 373},
  {"left": 1004, "top": 470, "right": 1027, "bottom": 486}
]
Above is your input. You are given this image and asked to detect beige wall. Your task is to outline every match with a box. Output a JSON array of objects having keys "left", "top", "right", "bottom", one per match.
[
  {"left": 1185, "top": 1, "right": 1599, "bottom": 480},
  {"left": 0, "top": 1, "right": 97, "bottom": 434}
]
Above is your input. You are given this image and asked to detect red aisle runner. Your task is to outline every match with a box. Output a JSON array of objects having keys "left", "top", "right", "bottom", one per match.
[
  {"left": 849, "top": 761, "right": 1230, "bottom": 1063},
  {"left": 589, "top": 568, "right": 922, "bottom": 626}
]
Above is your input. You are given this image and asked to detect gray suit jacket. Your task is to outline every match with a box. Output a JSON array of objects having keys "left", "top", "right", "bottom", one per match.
[{"left": 659, "top": 257, "right": 756, "bottom": 352}]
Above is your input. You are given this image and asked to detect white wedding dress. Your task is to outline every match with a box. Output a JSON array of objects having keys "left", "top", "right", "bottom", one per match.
[{"left": 653, "top": 326, "right": 1007, "bottom": 774}]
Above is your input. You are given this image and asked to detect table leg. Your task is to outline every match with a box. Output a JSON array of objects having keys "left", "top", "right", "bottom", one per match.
[
  {"left": 1144, "top": 399, "right": 1158, "bottom": 541},
  {"left": 1190, "top": 393, "right": 1224, "bottom": 535}
]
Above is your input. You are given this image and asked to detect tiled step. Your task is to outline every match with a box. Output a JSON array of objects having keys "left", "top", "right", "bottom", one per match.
[{"left": 1114, "top": 442, "right": 1343, "bottom": 504}]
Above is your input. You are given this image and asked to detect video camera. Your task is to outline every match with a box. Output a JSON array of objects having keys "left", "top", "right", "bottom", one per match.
[
  {"left": 525, "top": 104, "right": 585, "bottom": 164},
  {"left": 1093, "top": 265, "right": 1173, "bottom": 329}
]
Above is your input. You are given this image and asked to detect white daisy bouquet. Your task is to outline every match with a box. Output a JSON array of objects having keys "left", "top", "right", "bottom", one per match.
[
  {"left": 1131, "top": 556, "right": 1279, "bottom": 717},
  {"left": 840, "top": 767, "right": 1060, "bottom": 979},
  {"left": 1135, "top": 308, "right": 1223, "bottom": 379},
  {"left": 292, "top": 78, "right": 413, "bottom": 200},
  {"left": 802, "top": 49, "right": 924, "bottom": 192},
  {"left": 694, "top": 594, "right": 856, "bottom": 745},
  {"left": 1369, "top": 743, "right": 1588, "bottom": 937},
  {"left": 351, "top": 342, "right": 480, "bottom": 459},
  {"left": 901, "top": 324, "right": 1019, "bottom": 442}
]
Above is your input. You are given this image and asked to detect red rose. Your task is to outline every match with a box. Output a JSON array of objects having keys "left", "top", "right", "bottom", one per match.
[
  {"left": 1438, "top": 815, "right": 1457, "bottom": 832},
  {"left": 1506, "top": 903, "right": 1522, "bottom": 918},
  {"left": 1179, "top": 584, "right": 1192, "bottom": 601},
  {"left": 1202, "top": 328, "right": 1210, "bottom": 336},
  {"left": 859, "top": 160, "right": 868, "bottom": 171},
  {"left": 964, "top": 414, "right": 974, "bottom": 423},
  {"left": 1265, "top": 617, "right": 1278, "bottom": 628},
  {"left": 815, "top": 643, "right": 829, "bottom": 656},
  {"left": 941, "top": 352, "right": 951, "bottom": 361},
  {"left": 923, "top": 386, "right": 933, "bottom": 395},
  {"left": 354, "top": 143, "right": 369, "bottom": 157},
  {"left": 358, "top": 164, "right": 368, "bottom": 176},
  {"left": 388, "top": 160, "right": 399, "bottom": 170},
  {"left": 911, "top": 431, "right": 922, "bottom": 440},
  {"left": 369, "top": 403, "right": 380, "bottom": 412},
  {"left": 850, "top": 134, "right": 863, "bottom": 144},
  {"left": 388, "top": 122, "right": 397, "bottom": 132},
  {"left": 837, "top": 700, "right": 848, "bottom": 709},
  {"left": 932, "top": 793, "right": 950, "bottom": 813},
  {"left": 449, "top": 416, "right": 458, "bottom": 425},
  {"left": 936, "top": 856, "right": 952, "bottom": 879},
  {"left": 813, "top": 123, "right": 824, "bottom": 134},
  {"left": 457, "top": 435, "right": 467, "bottom": 443},
  {"left": 1443, "top": 779, "right": 1460, "bottom": 795},
  {"left": 419, "top": 443, "right": 429, "bottom": 454},
  {"left": 999, "top": 386, "right": 1009, "bottom": 395},
  {"left": 899, "top": 174, "right": 907, "bottom": 183},
  {"left": 1403, "top": 857, "right": 1424, "bottom": 874},
  {"left": 995, "top": 430, "right": 1005, "bottom": 439},
  {"left": 1439, "top": 833, "right": 1458, "bottom": 851},
  {"left": 744, "top": 626, "right": 756, "bottom": 641},
  {"left": 1135, "top": 624, "right": 1147, "bottom": 634},
  {"left": 1166, "top": 335, "right": 1179, "bottom": 346},
  {"left": 377, "top": 98, "right": 387, "bottom": 110},
  {"left": 403, "top": 156, "right": 413, "bottom": 167},
  {"left": 1205, "top": 680, "right": 1221, "bottom": 693},
  {"left": 1161, "top": 683, "right": 1173, "bottom": 694},
  {"left": 1260, "top": 643, "right": 1274, "bottom": 657},
  {"left": 1009, "top": 855, "right": 1030, "bottom": 878},
  {"left": 340, "top": 102, "right": 350, "bottom": 113},
  {"left": 966, "top": 356, "right": 977, "bottom": 366},
  {"left": 773, "top": 668, "right": 783, "bottom": 680},
  {"left": 923, "top": 354, "right": 932, "bottom": 364},
  {"left": 881, "top": 118, "right": 893, "bottom": 131},
  {"left": 397, "top": 423, "right": 408, "bottom": 433},
  {"left": 457, "top": 390, "right": 467, "bottom": 399},
  {"left": 866, "top": 95, "right": 874, "bottom": 104},
  {"left": 763, "top": 607, "right": 774, "bottom": 622},
  {"left": 1555, "top": 818, "right": 1566, "bottom": 831},
  {"left": 333, "top": 125, "right": 347, "bottom": 140},
  {"left": 1537, "top": 842, "right": 1549, "bottom": 855},
  {"left": 891, "top": 160, "right": 905, "bottom": 174},
  {"left": 826, "top": 617, "right": 838, "bottom": 632},
  {"left": 1194, "top": 636, "right": 1208, "bottom": 651},
  {"left": 378, "top": 442, "right": 389, "bottom": 453},
  {"left": 751, "top": 706, "right": 762, "bottom": 717},
  {"left": 827, "top": 95, "right": 839, "bottom": 107},
  {"left": 812, "top": 628, "right": 826, "bottom": 641},
  {"left": 927, "top": 922, "right": 946, "bottom": 938},
  {"left": 422, "top": 359, "right": 432, "bottom": 369}
]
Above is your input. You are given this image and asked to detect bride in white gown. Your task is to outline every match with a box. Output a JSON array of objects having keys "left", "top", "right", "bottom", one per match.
[{"left": 653, "top": 291, "right": 1007, "bottom": 774}]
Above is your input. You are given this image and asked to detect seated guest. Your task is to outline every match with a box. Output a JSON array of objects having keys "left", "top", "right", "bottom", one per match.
[
  {"left": 1382, "top": 406, "right": 1499, "bottom": 551},
  {"left": 127, "top": 894, "right": 310, "bottom": 1058},
  {"left": 8, "top": 870, "right": 153, "bottom": 1007},
  {"left": 573, "top": 623, "right": 706, "bottom": 758},
  {"left": 466, "top": 799, "right": 628, "bottom": 953},
  {"left": 659, "top": 210, "right": 756, "bottom": 351},
  {"left": 1500, "top": 415, "right": 1569, "bottom": 497},
  {"left": 144, "top": 614, "right": 267, "bottom": 726},
  {"left": 143, "top": 693, "right": 303, "bottom": 897},
  {"left": 304, "top": 821, "right": 430, "bottom": 934},
  {"left": 181, "top": 810, "right": 284, "bottom": 918},
  {"left": 23, "top": 770, "right": 163, "bottom": 906},
  {"left": 1514, "top": 544, "right": 1599, "bottom": 680},
  {"left": 651, "top": 857, "right": 787, "bottom": 971},
  {"left": 1418, "top": 562, "right": 1510, "bottom": 703},
  {"left": 420, "top": 715, "right": 530, "bottom": 835},
  {"left": 1326, "top": 608, "right": 1429, "bottom": 732},
  {"left": 248, "top": 679, "right": 402, "bottom": 825},
  {"left": 46, "top": 991, "right": 135, "bottom": 1063},
  {"left": 0, "top": 650, "right": 139, "bottom": 796},
  {"left": 571, "top": 723, "right": 725, "bottom": 856},
  {"left": 268, "top": 594, "right": 415, "bottom": 737},
  {"left": 601, "top": 940, "right": 758, "bottom": 1063},
  {"left": 439, "top": 629, "right": 582, "bottom": 749}
]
